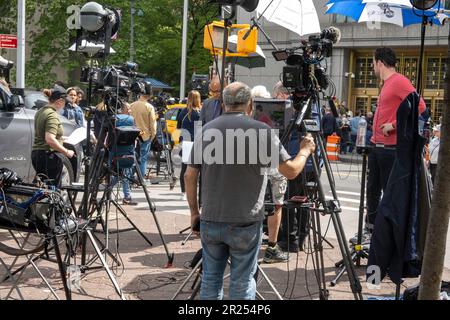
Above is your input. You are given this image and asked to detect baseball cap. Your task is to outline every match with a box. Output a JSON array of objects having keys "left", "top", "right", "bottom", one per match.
[{"left": 50, "top": 85, "right": 67, "bottom": 100}]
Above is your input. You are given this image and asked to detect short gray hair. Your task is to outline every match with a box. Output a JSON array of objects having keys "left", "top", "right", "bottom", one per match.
[{"left": 223, "top": 82, "right": 252, "bottom": 109}]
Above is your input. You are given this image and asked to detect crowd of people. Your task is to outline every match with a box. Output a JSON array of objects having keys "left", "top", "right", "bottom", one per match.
[{"left": 18, "top": 45, "right": 443, "bottom": 300}]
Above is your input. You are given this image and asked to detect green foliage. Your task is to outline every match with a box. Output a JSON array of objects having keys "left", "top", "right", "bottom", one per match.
[{"left": 0, "top": 0, "right": 218, "bottom": 94}]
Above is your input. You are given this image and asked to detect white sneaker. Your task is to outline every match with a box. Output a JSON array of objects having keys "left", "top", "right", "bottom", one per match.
[{"left": 180, "top": 193, "right": 187, "bottom": 201}]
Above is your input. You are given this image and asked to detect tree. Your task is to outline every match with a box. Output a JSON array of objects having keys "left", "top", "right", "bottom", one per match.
[
  {"left": 418, "top": 22, "right": 450, "bottom": 299},
  {"left": 0, "top": 0, "right": 218, "bottom": 94}
]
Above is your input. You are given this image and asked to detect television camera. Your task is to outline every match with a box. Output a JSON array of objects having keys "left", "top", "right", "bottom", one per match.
[
  {"left": 273, "top": 27, "right": 341, "bottom": 97},
  {"left": 80, "top": 61, "right": 149, "bottom": 97},
  {"left": 191, "top": 74, "right": 210, "bottom": 99}
]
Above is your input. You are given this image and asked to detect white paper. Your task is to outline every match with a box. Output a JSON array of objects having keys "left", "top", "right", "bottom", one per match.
[
  {"left": 182, "top": 141, "right": 194, "bottom": 164},
  {"left": 64, "top": 127, "right": 87, "bottom": 145}
]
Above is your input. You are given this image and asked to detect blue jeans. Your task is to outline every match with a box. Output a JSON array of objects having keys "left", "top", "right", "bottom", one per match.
[
  {"left": 110, "top": 168, "right": 133, "bottom": 199},
  {"left": 199, "top": 220, "right": 262, "bottom": 300},
  {"left": 138, "top": 139, "right": 151, "bottom": 178}
]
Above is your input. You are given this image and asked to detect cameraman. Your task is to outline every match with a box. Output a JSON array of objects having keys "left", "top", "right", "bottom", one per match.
[
  {"left": 185, "top": 82, "right": 315, "bottom": 300},
  {"left": 130, "top": 84, "right": 157, "bottom": 178}
]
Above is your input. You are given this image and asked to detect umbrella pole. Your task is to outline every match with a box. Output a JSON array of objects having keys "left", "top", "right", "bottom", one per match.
[
  {"left": 417, "top": 15, "right": 427, "bottom": 96},
  {"left": 220, "top": 16, "right": 233, "bottom": 102}
]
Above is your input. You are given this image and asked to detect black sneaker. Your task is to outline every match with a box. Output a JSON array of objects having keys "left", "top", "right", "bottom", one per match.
[
  {"left": 349, "top": 228, "right": 372, "bottom": 245},
  {"left": 263, "top": 245, "right": 289, "bottom": 264},
  {"left": 122, "top": 197, "right": 138, "bottom": 206}
]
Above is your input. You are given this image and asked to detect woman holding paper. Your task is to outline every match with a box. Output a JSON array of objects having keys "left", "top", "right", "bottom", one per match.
[
  {"left": 177, "top": 90, "right": 202, "bottom": 200},
  {"left": 31, "top": 85, "right": 74, "bottom": 187}
]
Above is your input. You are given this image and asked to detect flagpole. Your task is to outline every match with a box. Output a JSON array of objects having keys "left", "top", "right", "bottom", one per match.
[
  {"left": 180, "top": 0, "right": 189, "bottom": 100},
  {"left": 17, "top": 0, "right": 25, "bottom": 89}
]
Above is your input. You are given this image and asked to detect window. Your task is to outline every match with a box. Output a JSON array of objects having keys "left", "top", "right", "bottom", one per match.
[
  {"left": 354, "top": 57, "right": 378, "bottom": 88},
  {"left": 355, "top": 97, "right": 368, "bottom": 113},
  {"left": 402, "top": 57, "right": 418, "bottom": 86},
  {"left": 426, "top": 56, "right": 446, "bottom": 90}
]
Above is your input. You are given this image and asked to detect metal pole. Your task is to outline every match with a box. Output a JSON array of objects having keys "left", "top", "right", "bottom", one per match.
[
  {"left": 130, "top": 0, "right": 135, "bottom": 62},
  {"left": 180, "top": 0, "right": 189, "bottom": 100},
  {"left": 16, "top": 0, "right": 25, "bottom": 88}
]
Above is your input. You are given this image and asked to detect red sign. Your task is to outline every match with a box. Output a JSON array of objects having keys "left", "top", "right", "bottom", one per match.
[{"left": 0, "top": 35, "right": 18, "bottom": 49}]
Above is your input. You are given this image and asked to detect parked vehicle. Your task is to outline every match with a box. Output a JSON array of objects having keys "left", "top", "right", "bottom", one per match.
[{"left": 0, "top": 83, "right": 83, "bottom": 185}]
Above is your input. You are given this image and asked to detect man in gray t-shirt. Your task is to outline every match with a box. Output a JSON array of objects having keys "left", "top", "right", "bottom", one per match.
[{"left": 185, "top": 82, "right": 315, "bottom": 300}]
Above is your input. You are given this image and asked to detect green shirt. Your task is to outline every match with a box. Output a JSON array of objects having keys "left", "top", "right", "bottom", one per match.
[{"left": 33, "top": 105, "right": 63, "bottom": 151}]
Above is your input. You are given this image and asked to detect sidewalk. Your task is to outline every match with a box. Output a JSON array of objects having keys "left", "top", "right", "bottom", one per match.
[{"left": 1, "top": 178, "right": 448, "bottom": 300}]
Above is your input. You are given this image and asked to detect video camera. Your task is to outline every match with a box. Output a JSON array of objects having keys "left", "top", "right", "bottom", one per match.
[
  {"left": 80, "top": 61, "right": 148, "bottom": 96},
  {"left": 191, "top": 74, "right": 210, "bottom": 99},
  {"left": 150, "top": 92, "right": 176, "bottom": 118},
  {"left": 273, "top": 27, "right": 341, "bottom": 94}
]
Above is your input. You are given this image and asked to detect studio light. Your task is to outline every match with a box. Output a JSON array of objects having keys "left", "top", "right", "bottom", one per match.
[
  {"left": 80, "top": 2, "right": 121, "bottom": 41},
  {"left": 0, "top": 55, "right": 14, "bottom": 69},
  {"left": 410, "top": 0, "right": 439, "bottom": 10}
]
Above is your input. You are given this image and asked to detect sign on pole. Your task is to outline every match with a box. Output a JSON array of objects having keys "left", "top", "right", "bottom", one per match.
[{"left": 0, "top": 34, "right": 18, "bottom": 49}]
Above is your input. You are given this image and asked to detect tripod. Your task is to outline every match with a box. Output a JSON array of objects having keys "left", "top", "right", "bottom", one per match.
[
  {"left": 331, "top": 146, "right": 370, "bottom": 286},
  {"left": 281, "top": 95, "right": 363, "bottom": 300},
  {"left": 149, "top": 117, "right": 177, "bottom": 189},
  {"left": 0, "top": 214, "right": 126, "bottom": 300},
  {"left": 171, "top": 250, "right": 283, "bottom": 300},
  {"left": 77, "top": 96, "right": 174, "bottom": 269}
]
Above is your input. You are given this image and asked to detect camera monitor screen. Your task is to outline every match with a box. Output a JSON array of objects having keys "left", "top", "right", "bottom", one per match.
[{"left": 252, "top": 98, "right": 293, "bottom": 137}]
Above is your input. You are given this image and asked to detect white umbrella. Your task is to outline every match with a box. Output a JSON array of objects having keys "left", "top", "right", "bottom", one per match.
[
  {"left": 256, "top": 0, "right": 321, "bottom": 36},
  {"left": 68, "top": 40, "right": 116, "bottom": 55}
]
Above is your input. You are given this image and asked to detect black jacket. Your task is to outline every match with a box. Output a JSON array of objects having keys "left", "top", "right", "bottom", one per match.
[
  {"left": 367, "top": 92, "right": 428, "bottom": 285},
  {"left": 321, "top": 113, "right": 337, "bottom": 136}
]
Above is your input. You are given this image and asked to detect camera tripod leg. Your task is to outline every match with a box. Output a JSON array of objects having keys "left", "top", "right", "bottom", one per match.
[
  {"left": 255, "top": 264, "right": 283, "bottom": 300},
  {"left": 2, "top": 233, "right": 61, "bottom": 300},
  {"left": 85, "top": 229, "right": 126, "bottom": 300},
  {"left": 179, "top": 226, "right": 191, "bottom": 234},
  {"left": 109, "top": 199, "right": 153, "bottom": 247},
  {"left": 52, "top": 235, "right": 72, "bottom": 300},
  {"left": 188, "top": 278, "right": 202, "bottom": 300},
  {"left": 0, "top": 257, "right": 26, "bottom": 300},
  {"left": 172, "top": 257, "right": 202, "bottom": 300},
  {"left": 310, "top": 208, "right": 329, "bottom": 300},
  {"left": 311, "top": 134, "right": 363, "bottom": 300},
  {"left": 135, "top": 159, "right": 174, "bottom": 267},
  {"left": 330, "top": 252, "right": 357, "bottom": 287},
  {"left": 181, "top": 231, "right": 194, "bottom": 246}
]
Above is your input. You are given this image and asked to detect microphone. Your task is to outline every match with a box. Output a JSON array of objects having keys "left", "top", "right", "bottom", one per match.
[{"left": 320, "top": 26, "right": 341, "bottom": 45}]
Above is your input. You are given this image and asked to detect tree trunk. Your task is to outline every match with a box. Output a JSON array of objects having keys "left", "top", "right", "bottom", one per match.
[{"left": 418, "top": 23, "right": 450, "bottom": 300}]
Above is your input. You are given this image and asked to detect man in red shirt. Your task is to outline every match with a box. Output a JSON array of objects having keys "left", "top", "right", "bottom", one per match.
[{"left": 350, "top": 47, "right": 426, "bottom": 245}]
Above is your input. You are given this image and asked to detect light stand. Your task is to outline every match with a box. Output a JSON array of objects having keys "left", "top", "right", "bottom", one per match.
[
  {"left": 410, "top": 0, "right": 441, "bottom": 94},
  {"left": 330, "top": 146, "right": 370, "bottom": 287}
]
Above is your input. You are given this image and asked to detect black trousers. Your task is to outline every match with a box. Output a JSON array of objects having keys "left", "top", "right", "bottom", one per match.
[
  {"left": 31, "top": 150, "right": 64, "bottom": 187},
  {"left": 366, "top": 147, "right": 396, "bottom": 228},
  {"left": 180, "top": 162, "right": 202, "bottom": 207},
  {"left": 180, "top": 163, "right": 187, "bottom": 193},
  {"left": 278, "top": 172, "right": 313, "bottom": 248}
]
